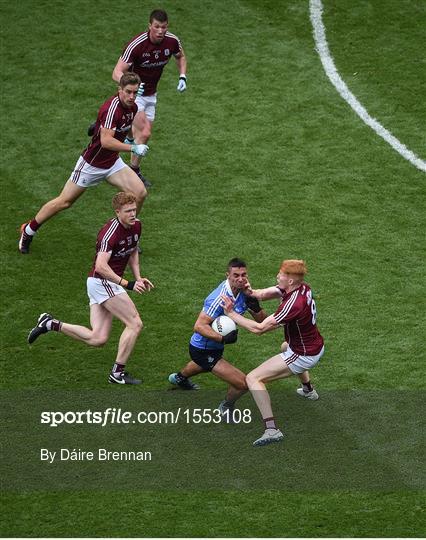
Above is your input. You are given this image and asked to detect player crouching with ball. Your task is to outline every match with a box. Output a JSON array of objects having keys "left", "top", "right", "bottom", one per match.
[
  {"left": 221, "top": 260, "right": 324, "bottom": 447},
  {"left": 168, "top": 258, "right": 268, "bottom": 421}
]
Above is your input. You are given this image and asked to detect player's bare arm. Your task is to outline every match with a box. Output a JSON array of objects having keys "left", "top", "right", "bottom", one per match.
[
  {"left": 251, "top": 286, "right": 282, "bottom": 301},
  {"left": 127, "top": 248, "right": 141, "bottom": 280},
  {"left": 257, "top": 286, "right": 282, "bottom": 301},
  {"left": 175, "top": 49, "right": 187, "bottom": 92},
  {"left": 127, "top": 250, "right": 154, "bottom": 292},
  {"left": 112, "top": 58, "right": 131, "bottom": 83},
  {"left": 242, "top": 281, "right": 280, "bottom": 301},
  {"left": 175, "top": 49, "right": 187, "bottom": 74},
  {"left": 193, "top": 312, "right": 223, "bottom": 343},
  {"left": 95, "top": 251, "right": 124, "bottom": 285},
  {"left": 100, "top": 127, "right": 133, "bottom": 153},
  {"left": 221, "top": 296, "right": 279, "bottom": 335}
]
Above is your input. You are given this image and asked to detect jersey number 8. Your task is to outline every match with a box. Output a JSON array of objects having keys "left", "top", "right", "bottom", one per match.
[{"left": 307, "top": 290, "right": 317, "bottom": 325}]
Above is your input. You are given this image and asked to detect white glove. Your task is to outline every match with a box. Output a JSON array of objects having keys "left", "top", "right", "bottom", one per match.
[
  {"left": 136, "top": 83, "right": 145, "bottom": 98},
  {"left": 131, "top": 143, "right": 149, "bottom": 157},
  {"left": 177, "top": 75, "right": 187, "bottom": 92}
]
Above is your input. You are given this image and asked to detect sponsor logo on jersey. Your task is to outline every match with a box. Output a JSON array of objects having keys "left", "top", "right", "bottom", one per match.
[
  {"left": 140, "top": 60, "right": 168, "bottom": 68},
  {"left": 115, "top": 124, "right": 132, "bottom": 133},
  {"left": 116, "top": 247, "right": 135, "bottom": 257}
]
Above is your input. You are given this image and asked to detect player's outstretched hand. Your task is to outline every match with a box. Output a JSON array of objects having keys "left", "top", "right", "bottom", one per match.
[
  {"left": 125, "top": 279, "right": 153, "bottom": 294},
  {"left": 131, "top": 144, "right": 149, "bottom": 157},
  {"left": 243, "top": 280, "right": 254, "bottom": 296},
  {"left": 140, "top": 277, "right": 154, "bottom": 291},
  {"left": 132, "top": 278, "right": 154, "bottom": 293},
  {"left": 177, "top": 75, "right": 187, "bottom": 92},
  {"left": 136, "top": 83, "right": 145, "bottom": 98},
  {"left": 220, "top": 294, "right": 235, "bottom": 314}
]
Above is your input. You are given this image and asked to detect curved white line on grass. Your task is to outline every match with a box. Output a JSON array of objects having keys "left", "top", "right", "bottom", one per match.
[{"left": 309, "top": 0, "right": 426, "bottom": 173}]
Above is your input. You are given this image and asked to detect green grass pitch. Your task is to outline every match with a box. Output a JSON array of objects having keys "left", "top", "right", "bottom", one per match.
[{"left": 1, "top": 0, "right": 425, "bottom": 537}]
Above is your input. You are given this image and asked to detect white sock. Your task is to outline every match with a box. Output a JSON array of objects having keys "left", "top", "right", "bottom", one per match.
[{"left": 25, "top": 224, "right": 37, "bottom": 236}]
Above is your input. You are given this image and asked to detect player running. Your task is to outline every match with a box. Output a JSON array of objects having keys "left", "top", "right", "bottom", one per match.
[
  {"left": 27, "top": 192, "right": 154, "bottom": 385},
  {"left": 222, "top": 260, "right": 324, "bottom": 446},
  {"left": 168, "top": 258, "right": 267, "bottom": 421},
  {"left": 109, "top": 9, "right": 187, "bottom": 185},
  {"left": 19, "top": 72, "right": 148, "bottom": 255}
]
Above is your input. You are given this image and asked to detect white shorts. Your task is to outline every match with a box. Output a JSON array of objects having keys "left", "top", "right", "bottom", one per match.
[
  {"left": 70, "top": 156, "right": 128, "bottom": 188},
  {"left": 87, "top": 277, "right": 127, "bottom": 305},
  {"left": 281, "top": 345, "right": 324, "bottom": 374},
  {"left": 135, "top": 93, "right": 157, "bottom": 122}
]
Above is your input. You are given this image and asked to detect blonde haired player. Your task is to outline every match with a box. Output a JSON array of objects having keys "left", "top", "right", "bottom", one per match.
[
  {"left": 27, "top": 192, "right": 154, "bottom": 385},
  {"left": 222, "top": 260, "right": 324, "bottom": 447}
]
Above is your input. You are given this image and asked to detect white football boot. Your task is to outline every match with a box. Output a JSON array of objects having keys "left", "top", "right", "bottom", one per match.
[
  {"left": 296, "top": 387, "right": 319, "bottom": 400},
  {"left": 253, "top": 428, "right": 284, "bottom": 447}
]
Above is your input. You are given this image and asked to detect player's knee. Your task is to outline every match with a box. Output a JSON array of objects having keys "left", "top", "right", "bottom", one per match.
[
  {"left": 128, "top": 317, "right": 143, "bottom": 335},
  {"left": 90, "top": 335, "right": 109, "bottom": 347},
  {"left": 136, "top": 318, "right": 143, "bottom": 334},
  {"left": 141, "top": 125, "right": 151, "bottom": 140},
  {"left": 246, "top": 371, "right": 259, "bottom": 389},
  {"left": 134, "top": 185, "right": 148, "bottom": 203},
  {"left": 138, "top": 185, "right": 148, "bottom": 200},
  {"left": 59, "top": 198, "right": 75, "bottom": 210}
]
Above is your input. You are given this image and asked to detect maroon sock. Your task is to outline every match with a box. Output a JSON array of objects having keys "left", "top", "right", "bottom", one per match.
[
  {"left": 112, "top": 363, "right": 125, "bottom": 374},
  {"left": 264, "top": 417, "right": 277, "bottom": 430},
  {"left": 50, "top": 319, "right": 62, "bottom": 332},
  {"left": 130, "top": 165, "right": 140, "bottom": 175},
  {"left": 303, "top": 381, "right": 313, "bottom": 392},
  {"left": 29, "top": 219, "right": 41, "bottom": 231}
]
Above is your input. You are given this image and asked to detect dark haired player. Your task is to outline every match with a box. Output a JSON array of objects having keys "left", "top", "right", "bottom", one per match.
[
  {"left": 19, "top": 73, "right": 148, "bottom": 254},
  {"left": 222, "top": 260, "right": 324, "bottom": 446},
  {"left": 27, "top": 192, "right": 154, "bottom": 385},
  {"left": 168, "top": 258, "right": 267, "bottom": 421},
  {"left": 110, "top": 9, "right": 187, "bottom": 184}
]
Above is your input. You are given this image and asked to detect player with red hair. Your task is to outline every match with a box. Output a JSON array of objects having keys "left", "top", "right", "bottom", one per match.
[{"left": 222, "top": 259, "right": 324, "bottom": 447}]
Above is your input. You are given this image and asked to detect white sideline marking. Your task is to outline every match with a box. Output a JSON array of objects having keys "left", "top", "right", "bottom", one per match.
[{"left": 309, "top": 0, "right": 426, "bottom": 173}]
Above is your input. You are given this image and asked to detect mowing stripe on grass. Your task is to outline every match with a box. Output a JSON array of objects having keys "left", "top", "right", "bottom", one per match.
[{"left": 309, "top": 0, "right": 426, "bottom": 173}]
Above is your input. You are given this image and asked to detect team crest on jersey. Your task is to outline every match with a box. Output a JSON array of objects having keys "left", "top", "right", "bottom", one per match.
[
  {"left": 165, "top": 48, "right": 170, "bottom": 56},
  {"left": 134, "top": 234, "right": 139, "bottom": 242}
]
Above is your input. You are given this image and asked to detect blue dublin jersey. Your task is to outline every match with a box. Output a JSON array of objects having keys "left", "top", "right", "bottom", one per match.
[{"left": 190, "top": 280, "right": 248, "bottom": 350}]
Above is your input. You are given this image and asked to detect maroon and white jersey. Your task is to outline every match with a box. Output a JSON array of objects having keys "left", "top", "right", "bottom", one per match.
[
  {"left": 89, "top": 218, "right": 142, "bottom": 278},
  {"left": 273, "top": 283, "right": 324, "bottom": 356},
  {"left": 82, "top": 95, "right": 137, "bottom": 169},
  {"left": 121, "top": 31, "right": 182, "bottom": 95}
]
